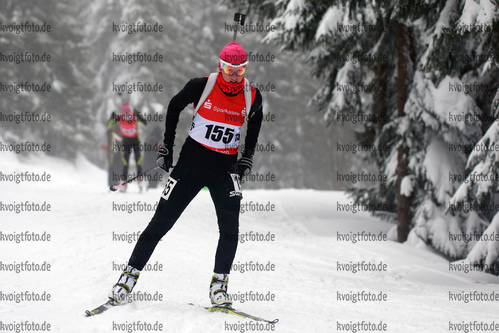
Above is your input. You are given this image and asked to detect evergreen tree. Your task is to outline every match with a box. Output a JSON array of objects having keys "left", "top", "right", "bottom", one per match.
[
  {"left": 406, "top": 0, "right": 499, "bottom": 261},
  {"left": 448, "top": 87, "right": 499, "bottom": 272},
  {"left": 224, "top": 0, "right": 426, "bottom": 241},
  {"left": 0, "top": 0, "right": 95, "bottom": 158},
  {"left": 224, "top": 0, "right": 499, "bottom": 261}
]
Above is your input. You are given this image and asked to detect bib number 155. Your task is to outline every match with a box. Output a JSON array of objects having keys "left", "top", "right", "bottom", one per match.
[{"left": 205, "top": 125, "right": 240, "bottom": 144}]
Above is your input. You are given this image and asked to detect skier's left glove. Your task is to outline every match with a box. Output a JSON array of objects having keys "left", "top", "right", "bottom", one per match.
[
  {"left": 157, "top": 145, "right": 173, "bottom": 172},
  {"left": 237, "top": 156, "right": 253, "bottom": 178}
]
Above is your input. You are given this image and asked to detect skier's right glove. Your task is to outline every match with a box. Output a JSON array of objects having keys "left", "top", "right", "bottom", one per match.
[
  {"left": 157, "top": 145, "right": 173, "bottom": 172},
  {"left": 236, "top": 156, "right": 253, "bottom": 178}
]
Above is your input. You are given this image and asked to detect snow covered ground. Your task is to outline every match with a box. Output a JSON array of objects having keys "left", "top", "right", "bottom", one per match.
[{"left": 1, "top": 151, "right": 499, "bottom": 333}]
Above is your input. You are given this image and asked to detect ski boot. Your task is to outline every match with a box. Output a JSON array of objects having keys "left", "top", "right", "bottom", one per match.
[
  {"left": 209, "top": 273, "right": 232, "bottom": 307},
  {"left": 109, "top": 265, "right": 140, "bottom": 304}
]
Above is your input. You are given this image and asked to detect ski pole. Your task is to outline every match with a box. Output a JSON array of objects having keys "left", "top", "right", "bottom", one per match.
[
  {"left": 233, "top": 12, "right": 246, "bottom": 42},
  {"left": 110, "top": 165, "right": 161, "bottom": 192}
]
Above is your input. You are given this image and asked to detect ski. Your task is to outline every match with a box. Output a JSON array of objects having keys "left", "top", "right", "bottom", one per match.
[
  {"left": 85, "top": 299, "right": 118, "bottom": 317},
  {"left": 86, "top": 300, "right": 279, "bottom": 323},
  {"left": 189, "top": 303, "right": 279, "bottom": 324}
]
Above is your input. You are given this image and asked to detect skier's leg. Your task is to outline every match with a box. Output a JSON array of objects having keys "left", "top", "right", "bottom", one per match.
[
  {"left": 207, "top": 170, "right": 241, "bottom": 306},
  {"left": 133, "top": 138, "right": 144, "bottom": 175},
  {"left": 108, "top": 152, "right": 114, "bottom": 187},
  {"left": 110, "top": 162, "right": 203, "bottom": 302},
  {"left": 127, "top": 162, "right": 203, "bottom": 270},
  {"left": 132, "top": 138, "right": 144, "bottom": 191},
  {"left": 209, "top": 171, "right": 241, "bottom": 273},
  {"left": 121, "top": 139, "right": 132, "bottom": 181}
]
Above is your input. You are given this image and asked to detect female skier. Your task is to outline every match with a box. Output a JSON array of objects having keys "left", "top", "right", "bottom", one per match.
[{"left": 109, "top": 41, "right": 263, "bottom": 307}]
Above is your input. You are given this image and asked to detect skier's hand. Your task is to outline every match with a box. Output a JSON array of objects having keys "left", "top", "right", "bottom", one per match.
[
  {"left": 237, "top": 156, "right": 252, "bottom": 178},
  {"left": 157, "top": 146, "right": 173, "bottom": 172}
]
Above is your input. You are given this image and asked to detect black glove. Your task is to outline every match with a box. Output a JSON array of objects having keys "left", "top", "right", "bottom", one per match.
[
  {"left": 157, "top": 146, "right": 173, "bottom": 172},
  {"left": 236, "top": 156, "right": 253, "bottom": 178},
  {"left": 136, "top": 111, "right": 148, "bottom": 125}
]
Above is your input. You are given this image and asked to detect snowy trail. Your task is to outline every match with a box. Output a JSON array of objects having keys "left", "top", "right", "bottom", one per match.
[{"left": 1, "top": 153, "right": 499, "bottom": 333}]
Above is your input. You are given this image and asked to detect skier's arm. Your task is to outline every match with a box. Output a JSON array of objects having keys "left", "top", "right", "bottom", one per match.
[
  {"left": 242, "top": 89, "right": 263, "bottom": 158},
  {"left": 135, "top": 110, "right": 148, "bottom": 125},
  {"left": 107, "top": 112, "right": 119, "bottom": 130},
  {"left": 106, "top": 113, "right": 119, "bottom": 154},
  {"left": 163, "top": 77, "right": 207, "bottom": 148},
  {"left": 106, "top": 113, "right": 119, "bottom": 141}
]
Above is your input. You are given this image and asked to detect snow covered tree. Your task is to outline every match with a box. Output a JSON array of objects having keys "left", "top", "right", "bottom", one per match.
[
  {"left": 404, "top": 0, "right": 499, "bottom": 262},
  {"left": 0, "top": 1, "right": 95, "bottom": 158},
  {"left": 224, "top": 0, "right": 438, "bottom": 241},
  {"left": 448, "top": 87, "right": 499, "bottom": 273},
  {"left": 224, "top": 0, "right": 499, "bottom": 257}
]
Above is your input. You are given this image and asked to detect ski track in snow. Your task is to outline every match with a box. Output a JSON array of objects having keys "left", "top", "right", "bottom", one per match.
[{"left": 1, "top": 153, "right": 498, "bottom": 333}]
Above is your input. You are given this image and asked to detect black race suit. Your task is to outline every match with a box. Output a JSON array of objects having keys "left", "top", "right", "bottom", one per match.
[{"left": 128, "top": 77, "right": 263, "bottom": 274}]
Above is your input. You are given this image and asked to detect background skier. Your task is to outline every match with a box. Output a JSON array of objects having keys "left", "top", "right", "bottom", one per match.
[{"left": 107, "top": 101, "right": 148, "bottom": 192}]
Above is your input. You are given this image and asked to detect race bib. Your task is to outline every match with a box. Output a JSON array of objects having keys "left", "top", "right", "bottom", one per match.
[{"left": 161, "top": 177, "right": 178, "bottom": 201}]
